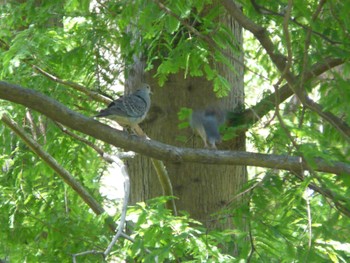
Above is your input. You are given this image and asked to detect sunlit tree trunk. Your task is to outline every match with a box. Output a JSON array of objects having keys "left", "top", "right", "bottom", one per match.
[{"left": 127, "top": 4, "right": 246, "bottom": 236}]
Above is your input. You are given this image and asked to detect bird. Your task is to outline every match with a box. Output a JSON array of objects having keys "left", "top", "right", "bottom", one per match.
[
  {"left": 95, "top": 84, "right": 152, "bottom": 132},
  {"left": 190, "top": 107, "right": 226, "bottom": 149}
]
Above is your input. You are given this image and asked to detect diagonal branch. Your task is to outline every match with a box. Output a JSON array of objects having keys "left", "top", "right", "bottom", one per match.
[
  {"left": 1, "top": 114, "right": 117, "bottom": 229},
  {"left": 222, "top": 0, "right": 350, "bottom": 140},
  {"left": 54, "top": 122, "right": 114, "bottom": 163},
  {"left": 0, "top": 37, "right": 112, "bottom": 105},
  {"left": 241, "top": 57, "right": 345, "bottom": 127},
  {"left": 33, "top": 65, "right": 112, "bottom": 105},
  {"left": 221, "top": 0, "right": 292, "bottom": 80},
  {"left": 2, "top": 113, "right": 147, "bottom": 248},
  {"left": 1, "top": 81, "right": 349, "bottom": 175}
]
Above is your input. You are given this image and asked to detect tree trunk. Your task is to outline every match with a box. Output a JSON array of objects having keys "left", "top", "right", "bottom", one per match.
[{"left": 127, "top": 6, "right": 246, "bottom": 231}]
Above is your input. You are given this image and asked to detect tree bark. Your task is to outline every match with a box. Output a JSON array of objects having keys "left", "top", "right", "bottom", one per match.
[{"left": 127, "top": 6, "right": 246, "bottom": 230}]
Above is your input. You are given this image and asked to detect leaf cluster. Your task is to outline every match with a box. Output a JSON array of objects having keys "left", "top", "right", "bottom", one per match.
[{"left": 110, "top": 197, "right": 235, "bottom": 262}]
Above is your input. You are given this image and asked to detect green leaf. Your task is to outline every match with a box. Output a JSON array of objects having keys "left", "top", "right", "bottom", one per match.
[{"left": 165, "top": 16, "right": 180, "bottom": 33}]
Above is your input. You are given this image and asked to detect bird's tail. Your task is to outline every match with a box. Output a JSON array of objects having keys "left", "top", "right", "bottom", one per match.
[{"left": 95, "top": 109, "right": 111, "bottom": 117}]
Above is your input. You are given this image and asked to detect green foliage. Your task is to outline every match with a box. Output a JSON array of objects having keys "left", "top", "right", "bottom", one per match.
[
  {"left": 243, "top": 172, "right": 350, "bottom": 262},
  {"left": 239, "top": 1, "right": 350, "bottom": 259},
  {"left": 177, "top": 107, "right": 192, "bottom": 129},
  {"left": 1, "top": 0, "right": 350, "bottom": 262},
  {"left": 116, "top": 0, "right": 240, "bottom": 96},
  {"left": 109, "top": 197, "right": 235, "bottom": 262}
]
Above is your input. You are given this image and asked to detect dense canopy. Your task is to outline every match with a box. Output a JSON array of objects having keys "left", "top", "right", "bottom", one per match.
[{"left": 0, "top": 0, "right": 350, "bottom": 262}]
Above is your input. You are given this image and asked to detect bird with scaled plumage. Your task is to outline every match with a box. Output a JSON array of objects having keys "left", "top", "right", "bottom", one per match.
[{"left": 95, "top": 83, "right": 152, "bottom": 132}]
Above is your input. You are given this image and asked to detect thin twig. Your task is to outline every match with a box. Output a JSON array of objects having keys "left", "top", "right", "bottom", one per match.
[
  {"left": 54, "top": 122, "right": 114, "bottom": 163},
  {"left": 247, "top": 208, "right": 256, "bottom": 263},
  {"left": 72, "top": 250, "right": 104, "bottom": 263},
  {"left": 55, "top": 121, "right": 136, "bottom": 161},
  {"left": 306, "top": 192, "right": 313, "bottom": 250},
  {"left": 33, "top": 65, "right": 112, "bottom": 105},
  {"left": 151, "top": 159, "right": 177, "bottom": 215},
  {"left": 299, "top": 0, "right": 327, "bottom": 88},
  {"left": 227, "top": 174, "right": 267, "bottom": 205},
  {"left": 250, "top": 0, "right": 343, "bottom": 45},
  {"left": 25, "top": 109, "right": 39, "bottom": 140},
  {"left": 104, "top": 158, "right": 130, "bottom": 256},
  {"left": 133, "top": 124, "right": 177, "bottom": 215}
]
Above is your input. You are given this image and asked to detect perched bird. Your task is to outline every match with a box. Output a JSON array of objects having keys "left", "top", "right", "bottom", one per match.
[
  {"left": 190, "top": 107, "right": 226, "bottom": 149},
  {"left": 95, "top": 84, "right": 151, "bottom": 131}
]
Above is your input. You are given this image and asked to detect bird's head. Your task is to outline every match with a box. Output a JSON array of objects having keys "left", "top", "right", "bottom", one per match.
[{"left": 136, "top": 83, "right": 152, "bottom": 96}]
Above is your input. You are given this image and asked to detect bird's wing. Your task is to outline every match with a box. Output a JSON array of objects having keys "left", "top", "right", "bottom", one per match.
[
  {"left": 96, "top": 88, "right": 150, "bottom": 119},
  {"left": 202, "top": 116, "right": 221, "bottom": 141},
  {"left": 121, "top": 93, "right": 148, "bottom": 118},
  {"left": 96, "top": 97, "right": 130, "bottom": 117}
]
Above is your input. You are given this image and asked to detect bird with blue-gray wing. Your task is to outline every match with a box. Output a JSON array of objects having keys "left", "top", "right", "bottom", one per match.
[
  {"left": 190, "top": 107, "right": 226, "bottom": 149},
  {"left": 95, "top": 84, "right": 152, "bottom": 132}
]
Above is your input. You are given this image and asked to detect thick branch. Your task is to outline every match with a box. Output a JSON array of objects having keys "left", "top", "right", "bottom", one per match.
[
  {"left": 221, "top": 0, "right": 292, "bottom": 80},
  {"left": 0, "top": 81, "right": 349, "bottom": 175}
]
